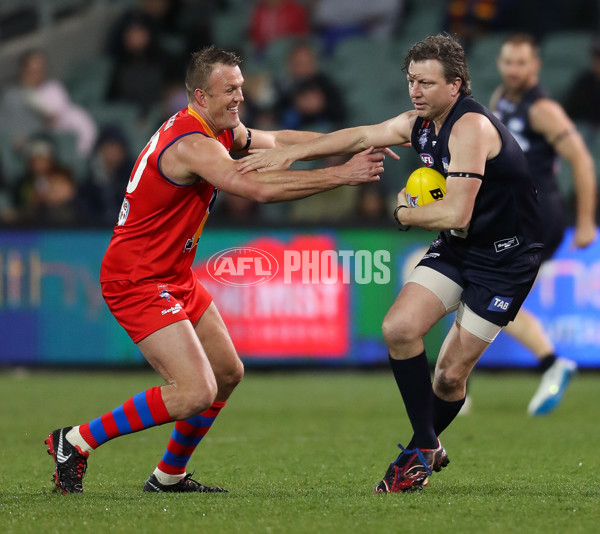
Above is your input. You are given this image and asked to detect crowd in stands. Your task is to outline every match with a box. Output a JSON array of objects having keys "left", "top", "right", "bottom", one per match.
[{"left": 0, "top": 0, "right": 598, "bottom": 228}]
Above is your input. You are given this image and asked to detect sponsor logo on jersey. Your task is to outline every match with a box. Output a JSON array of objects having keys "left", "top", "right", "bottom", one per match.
[
  {"left": 432, "top": 238, "right": 442, "bottom": 248},
  {"left": 422, "top": 252, "right": 440, "bottom": 260},
  {"left": 161, "top": 303, "right": 182, "bottom": 315},
  {"left": 157, "top": 283, "right": 171, "bottom": 302},
  {"left": 117, "top": 198, "right": 130, "bottom": 226},
  {"left": 487, "top": 296, "right": 513, "bottom": 312},
  {"left": 184, "top": 188, "right": 220, "bottom": 252},
  {"left": 420, "top": 153, "right": 434, "bottom": 167},
  {"left": 442, "top": 157, "right": 449, "bottom": 173},
  {"left": 494, "top": 236, "right": 519, "bottom": 253},
  {"left": 418, "top": 120, "right": 431, "bottom": 149}
]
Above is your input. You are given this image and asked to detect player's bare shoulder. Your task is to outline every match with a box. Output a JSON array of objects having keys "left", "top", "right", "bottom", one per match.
[
  {"left": 450, "top": 112, "right": 501, "bottom": 160},
  {"left": 162, "top": 133, "right": 229, "bottom": 185}
]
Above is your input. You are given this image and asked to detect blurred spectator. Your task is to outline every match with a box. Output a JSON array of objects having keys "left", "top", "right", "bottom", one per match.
[
  {"left": 470, "top": 0, "right": 600, "bottom": 41},
  {"left": 12, "top": 137, "right": 79, "bottom": 226},
  {"left": 0, "top": 162, "right": 17, "bottom": 225},
  {"left": 210, "top": 193, "right": 264, "bottom": 225},
  {"left": 106, "top": 0, "right": 181, "bottom": 58},
  {"left": 275, "top": 43, "right": 347, "bottom": 130},
  {"left": 444, "top": 0, "right": 503, "bottom": 47},
  {"left": 79, "top": 126, "right": 135, "bottom": 226},
  {"left": 249, "top": 0, "right": 311, "bottom": 54},
  {"left": 563, "top": 36, "right": 600, "bottom": 136},
  {"left": 280, "top": 78, "right": 340, "bottom": 131},
  {"left": 354, "top": 183, "right": 389, "bottom": 225},
  {"left": 237, "top": 71, "right": 278, "bottom": 128},
  {"left": 311, "top": 0, "right": 405, "bottom": 54},
  {"left": 0, "top": 49, "right": 98, "bottom": 157},
  {"left": 175, "top": 0, "right": 221, "bottom": 59},
  {"left": 106, "top": 11, "right": 177, "bottom": 122},
  {"left": 287, "top": 155, "right": 358, "bottom": 223}
]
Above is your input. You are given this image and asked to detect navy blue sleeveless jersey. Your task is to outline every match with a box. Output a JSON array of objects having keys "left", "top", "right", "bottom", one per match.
[
  {"left": 493, "top": 85, "right": 566, "bottom": 260},
  {"left": 410, "top": 95, "right": 543, "bottom": 266}
]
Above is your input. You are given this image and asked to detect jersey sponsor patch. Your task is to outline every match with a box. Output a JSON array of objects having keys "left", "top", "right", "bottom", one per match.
[
  {"left": 158, "top": 283, "right": 171, "bottom": 302},
  {"left": 487, "top": 296, "right": 513, "bottom": 312},
  {"left": 442, "top": 157, "right": 449, "bottom": 173},
  {"left": 494, "top": 236, "right": 519, "bottom": 252},
  {"left": 117, "top": 198, "right": 130, "bottom": 226},
  {"left": 418, "top": 120, "right": 431, "bottom": 149},
  {"left": 420, "top": 153, "right": 434, "bottom": 166}
]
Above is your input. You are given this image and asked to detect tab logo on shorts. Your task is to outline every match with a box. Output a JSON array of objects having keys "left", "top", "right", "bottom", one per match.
[
  {"left": 494, "top": 236, "right": 519, "bottom": 253},
  {"left": 487, "top": 296, "right": 513, "bottom": 312}
]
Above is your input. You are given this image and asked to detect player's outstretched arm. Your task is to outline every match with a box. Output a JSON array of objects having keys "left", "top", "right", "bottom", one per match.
[
  {"left": 167, "top": 134, "right": 384, "bottom": 203},
  {"left": 236, "top": 112, "right": 413, "bottom": 174}
]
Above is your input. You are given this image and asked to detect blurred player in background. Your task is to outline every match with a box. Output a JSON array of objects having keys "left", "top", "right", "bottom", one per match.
[
  {"left": 239, "top": 34, "right": 544, "bottom": 493},
  {"left": 491, "top": 33, "right": 597, "bottom": 415},
  {"left": 44, "top": 46, "right": 385, "bottom": 494}
]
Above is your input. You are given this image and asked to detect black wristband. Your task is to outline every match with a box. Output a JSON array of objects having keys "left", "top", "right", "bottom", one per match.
[
  {"left": 447, "top": 171, "right": 483, "bottom": 179},
  {"left": 394, "top": 205, "right": 411, "bottom": 232},
  {"left": 242, "top": 128, "right": 252, "bottom": 151}
]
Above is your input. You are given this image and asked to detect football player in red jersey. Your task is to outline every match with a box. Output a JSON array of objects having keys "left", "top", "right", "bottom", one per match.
[{"left": 44, "top": 46, "right": 387, "bottom": 494}]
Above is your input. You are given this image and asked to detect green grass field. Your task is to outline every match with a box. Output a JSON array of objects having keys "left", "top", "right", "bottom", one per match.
[{"left": 1, "top": 368, "right": 599, "bottom": 533}]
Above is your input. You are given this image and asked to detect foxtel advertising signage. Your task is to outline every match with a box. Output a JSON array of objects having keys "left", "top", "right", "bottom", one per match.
[{"left": 1, "top": 228, "right": 599, "bottom": 367}]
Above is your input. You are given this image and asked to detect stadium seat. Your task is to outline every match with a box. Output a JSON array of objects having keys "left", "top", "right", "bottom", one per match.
[
  {"left": 540, "top": 32, "right": 593, "bottom": 101},
  {"left": 0, "top": 130, "right": 25, "bottom": 184},
  {"left": 324, "top": 36, "right": 405, "bottom": 125},
  {"left": 64, "top": 56, "right": 113, "bottom": 107},
  {"left": 466, "top": 33, "right": 509, "bottom": 73},
  {"left": 541, "top": 31, "right": 593, "bottom": 72},
  {"left": 212, "top": 10, "right": 250, "bottom": 50},
  {"left": 261, "top": 36, "right": 323, "bottom": 80},
  {"left": 87, "top": 101, "right": 144, "bottom": 155},
  {"left": 398, "top": 2, "right": 446, "bottom": 44}
]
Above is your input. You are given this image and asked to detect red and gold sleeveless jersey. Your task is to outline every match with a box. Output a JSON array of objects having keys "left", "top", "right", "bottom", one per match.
[{"left": 100, "top": 107, "right": 234, "bottom": 283}]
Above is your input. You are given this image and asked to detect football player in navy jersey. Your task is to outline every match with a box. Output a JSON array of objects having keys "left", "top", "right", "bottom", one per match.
[
  {"left": 491, "top": 33, "right": 597, "bottom": 416},
  {"left": 239, "top": 34, "right": 544, "bottom": 493}
]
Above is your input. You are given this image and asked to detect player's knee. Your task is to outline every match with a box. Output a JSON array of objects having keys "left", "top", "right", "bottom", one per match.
[
  {"left": 434, "top": 368, "right": 466, "bottom": 397},
  {"left": 180, "top": 379, "right": 218, "bottom": 417},
  {"left": 382, "top": 314, "right": 419, "bottom": 348},
  {"left": 220, "top": 359, "right": 244, "bottom": 392}
]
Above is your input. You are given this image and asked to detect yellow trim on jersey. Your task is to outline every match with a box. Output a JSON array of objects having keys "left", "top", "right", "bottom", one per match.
[{"left": 187, "top": 106, "right": 216, "bottom": 139}]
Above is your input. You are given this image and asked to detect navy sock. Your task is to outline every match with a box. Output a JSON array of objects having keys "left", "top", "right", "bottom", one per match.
[
  {"left": 432, "top": 393, "right": 465, "bottom": 437},
  {"left": 407, "top": 393, "right": 465, "bottom": 449},
  {"left": 389, "top": 352, "right": 437, "bottom": 449},
  {"left": 539, "top": 353, "right": 557, "bottom": 373}
]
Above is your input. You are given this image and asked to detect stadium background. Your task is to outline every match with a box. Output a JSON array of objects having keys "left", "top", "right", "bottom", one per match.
[{"left": 1, "top": 0, "right": 600, "bottom": 369}]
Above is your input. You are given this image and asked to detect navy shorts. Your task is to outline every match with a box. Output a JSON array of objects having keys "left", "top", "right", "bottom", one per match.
[
  {"left": 538, "top": 188, "right": 567, "bottom": 262},
  {"left": 417, "top": 238, "right": 543, "bottom": 327}
]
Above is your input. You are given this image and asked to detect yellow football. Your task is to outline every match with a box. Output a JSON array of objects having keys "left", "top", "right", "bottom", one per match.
[{"left": 405, "top": 167, "right": 446, "bottom": 207}]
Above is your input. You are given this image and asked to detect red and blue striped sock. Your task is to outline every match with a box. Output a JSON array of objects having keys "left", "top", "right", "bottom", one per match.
[
  {"left": 79, "top": 387, "right": 172, "bottom": 449},
  {"left": 156, "top": 401, "right": 226, "bottom": 478}
]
